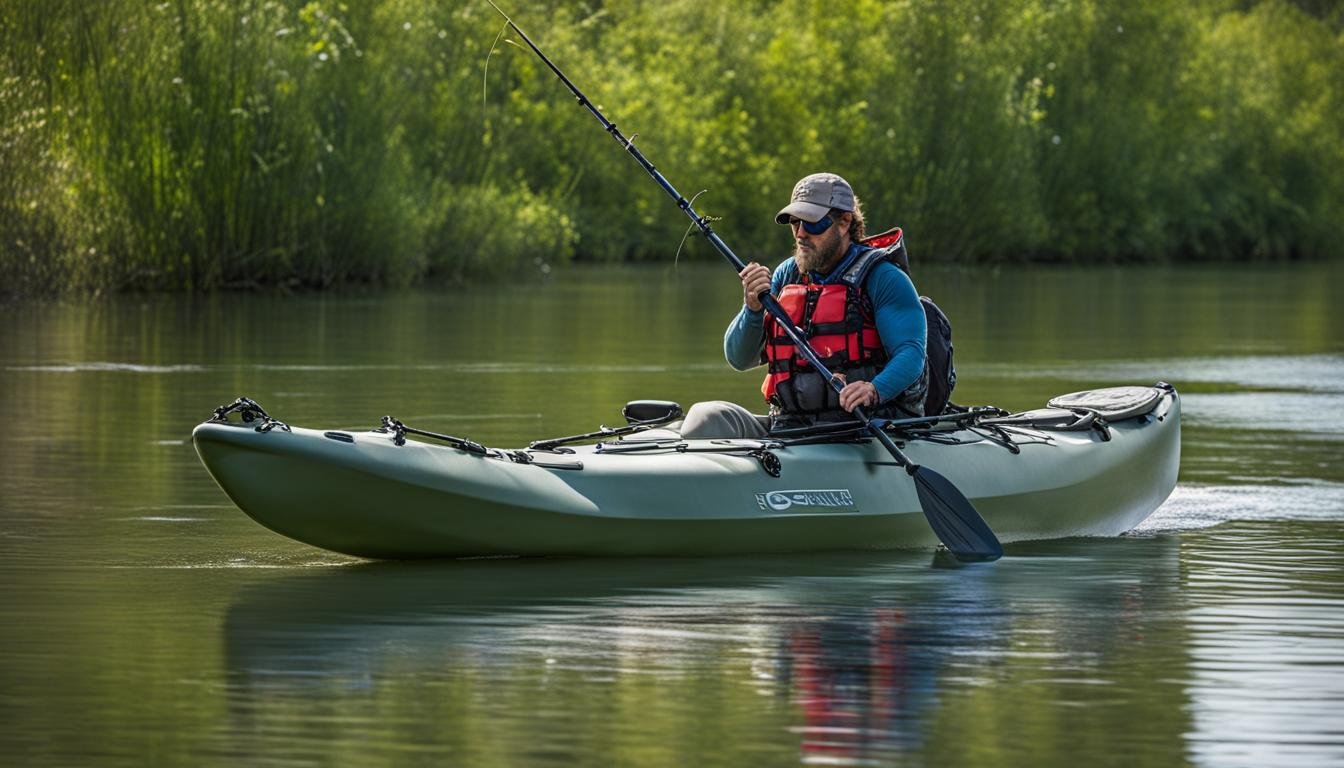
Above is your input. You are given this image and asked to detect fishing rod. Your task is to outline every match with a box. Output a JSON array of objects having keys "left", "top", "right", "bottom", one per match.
[
  {"left": 485, "top": 2, "right": 1002, "bottom": 561},
  {"left": 484, "top": 1, "right": 742, "bottom": 270}
]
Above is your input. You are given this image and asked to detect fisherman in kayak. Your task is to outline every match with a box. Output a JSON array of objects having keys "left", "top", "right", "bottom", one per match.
[{"left": 682, "top": 172, "right": 928, "bottom": 438}]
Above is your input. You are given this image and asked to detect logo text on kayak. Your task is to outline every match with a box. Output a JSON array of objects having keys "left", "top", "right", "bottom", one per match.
[{"left": 756, "top": 489, "right": 856, "bottom": 512}]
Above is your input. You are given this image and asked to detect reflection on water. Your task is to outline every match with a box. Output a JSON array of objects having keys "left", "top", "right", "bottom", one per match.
[
  {"left": 212, "top": 529, "right": 1344, "bottom": 767},
  {"left": 221, "top": 541, "right": 1186, "bottom": 766},
  {"left": 1, "top": 262, "right": 1342, "bottom": 766}
]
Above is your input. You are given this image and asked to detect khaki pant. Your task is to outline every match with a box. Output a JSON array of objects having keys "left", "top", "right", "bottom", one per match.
[{"left": 679, "top": 401, "right": 771, "bottom": 439}]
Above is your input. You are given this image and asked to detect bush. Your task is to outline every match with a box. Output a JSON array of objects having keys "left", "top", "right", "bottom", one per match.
[
  {"left": 421, "top": 182, "right": 576, "bottom": 281},
  {"left": 1, "top": 0, "right": 1340, "bottom": 296}
]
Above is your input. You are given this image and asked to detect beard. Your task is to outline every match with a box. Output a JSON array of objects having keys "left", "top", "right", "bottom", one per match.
[{"left": 793, "top": 226, "right": 845, "bottom": 274}]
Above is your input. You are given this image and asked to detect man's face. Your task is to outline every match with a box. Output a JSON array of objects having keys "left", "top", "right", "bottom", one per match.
[{"left": 792, "top": 215, "right": 846, "bottom": 273}]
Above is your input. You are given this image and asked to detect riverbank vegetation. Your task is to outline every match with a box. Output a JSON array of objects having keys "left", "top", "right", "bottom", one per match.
[{"left": 2, "top": 0, "right": 1341, "bottom": 295}]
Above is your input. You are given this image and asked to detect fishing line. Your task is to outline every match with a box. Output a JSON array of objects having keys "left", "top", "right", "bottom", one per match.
[
  {"left": 482, "top": 20, "right": 514, "bottom": 110},
  {"left": 673, "top": 190, "right": 713, "bottom": 270}
]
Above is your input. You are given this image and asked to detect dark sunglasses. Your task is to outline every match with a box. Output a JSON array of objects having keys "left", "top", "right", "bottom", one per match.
[{"left": 790, "top": 215, "right": 834, "bottom": 236}]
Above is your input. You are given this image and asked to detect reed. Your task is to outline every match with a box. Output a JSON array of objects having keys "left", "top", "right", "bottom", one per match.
[{"left": 1, "top": 0, "right": 1340, "bottom": 296}]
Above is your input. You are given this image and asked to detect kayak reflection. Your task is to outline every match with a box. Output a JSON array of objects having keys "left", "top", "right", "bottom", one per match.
[{"left": 223, "top": 536, "right": 1185, "bottom": 763}]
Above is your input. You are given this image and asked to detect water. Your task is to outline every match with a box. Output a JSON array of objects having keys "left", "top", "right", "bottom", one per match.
[{"left": 1, "top": 261, "right": 1342, "bottom": 766}]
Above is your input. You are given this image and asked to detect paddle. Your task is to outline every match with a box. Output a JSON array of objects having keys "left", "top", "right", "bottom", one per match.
[
  {"left": 485, "top": 2, "right": 1003, "bottom": 561},
  {"left": 757, "top": 299, "right": 1003, "bottom": 562}
]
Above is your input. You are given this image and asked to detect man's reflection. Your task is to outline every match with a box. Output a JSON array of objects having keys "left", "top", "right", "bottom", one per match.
[{"left": 782, "top": 607, "right": 946, "bottom": 763}]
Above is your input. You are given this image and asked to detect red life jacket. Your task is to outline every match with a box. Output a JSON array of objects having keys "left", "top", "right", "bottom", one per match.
[
  {"left": 761, "top": 227, "right": 940, "bottom": 420},
  {"left": 762, "top": 244, "right": 901, "bottom": 417}
]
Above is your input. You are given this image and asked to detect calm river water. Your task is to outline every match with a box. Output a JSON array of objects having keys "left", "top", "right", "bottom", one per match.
[{"left": 2, "top": 261, "right": 1342, "bottom": 767}]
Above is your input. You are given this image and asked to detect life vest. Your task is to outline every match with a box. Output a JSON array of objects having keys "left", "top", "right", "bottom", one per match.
[
  {"left": 761, "top": 231, "right": 928, "bottom": 420},
  {"left": 861, "top": 226, "right": 957, "bottom": 416}
]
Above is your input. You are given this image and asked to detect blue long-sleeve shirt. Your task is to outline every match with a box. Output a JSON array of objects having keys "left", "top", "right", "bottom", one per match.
[{"left": 724, "top": 246, "right": 927, "bottom": 403}]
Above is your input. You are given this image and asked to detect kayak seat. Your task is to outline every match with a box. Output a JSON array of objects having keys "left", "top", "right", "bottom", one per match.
[
  {"left": 1047, "top": 385, "right": 1166, "bottom": 421},
  {"left": 981, "top": 385, "right": 1169, "bottom": 434}
]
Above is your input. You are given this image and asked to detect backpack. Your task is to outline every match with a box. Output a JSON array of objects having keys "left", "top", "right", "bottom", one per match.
[{"left": 858, "top": 227, "right": 958, "bottom": 416}]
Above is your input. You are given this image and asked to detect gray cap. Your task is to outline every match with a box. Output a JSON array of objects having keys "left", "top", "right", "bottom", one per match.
[{"left": 775, "top": 172, "right": 855, "bottom": 224}]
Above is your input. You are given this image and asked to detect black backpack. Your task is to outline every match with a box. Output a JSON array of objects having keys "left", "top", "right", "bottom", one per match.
[{"left": 859, "top": 227, "right": 958, "bottom": 416}]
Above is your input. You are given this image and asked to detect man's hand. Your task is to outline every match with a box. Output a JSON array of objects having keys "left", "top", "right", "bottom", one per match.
[
  {"left": 739, "top": 262, "right": 771, "bottom": 312},
  {"left": 835, "top": 374, "right": 880, "bottom": 413}
]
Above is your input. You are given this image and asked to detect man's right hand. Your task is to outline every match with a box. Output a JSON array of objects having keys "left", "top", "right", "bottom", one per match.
[{"left": 740, "top": 262, "right": 771, "bottom": 312}]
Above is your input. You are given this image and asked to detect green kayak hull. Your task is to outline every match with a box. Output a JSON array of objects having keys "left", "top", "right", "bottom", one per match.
[{"left": 193, "top": 390, "right": 1180, "bottom": 558}]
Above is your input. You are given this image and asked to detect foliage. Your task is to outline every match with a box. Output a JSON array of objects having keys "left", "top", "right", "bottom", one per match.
[{"left": 1, "top": 0, "right": 1341, "bottom": 295}]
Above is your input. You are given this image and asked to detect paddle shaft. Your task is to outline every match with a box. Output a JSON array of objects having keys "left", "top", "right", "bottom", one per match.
[{"left": 492, "top": 5, "right": 920, "bottom": 466}]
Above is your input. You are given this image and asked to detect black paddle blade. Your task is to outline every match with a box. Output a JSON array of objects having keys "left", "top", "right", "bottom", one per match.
[{"left": 913, "top": 466, "right": 1003, "bottom": 562}]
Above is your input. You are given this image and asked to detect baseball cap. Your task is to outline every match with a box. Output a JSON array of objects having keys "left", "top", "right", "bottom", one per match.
[{"left": 774, "top": 172, "right": 855, "bottom": 224}]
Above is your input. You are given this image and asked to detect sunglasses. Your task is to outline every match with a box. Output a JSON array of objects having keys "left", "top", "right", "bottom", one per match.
[{"left": 790, "top": 216, "right": 834, "bottom": 236}]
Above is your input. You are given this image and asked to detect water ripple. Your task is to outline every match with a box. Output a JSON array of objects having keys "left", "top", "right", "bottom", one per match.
[
  {"left": 1181, "top": 523, "right": 1344, "bottom": 767},
  {"left": 973, "top": 353, "right": 1344, "bottom": 393},
  {"left": 1140, "top": 483, "right": 1344, "bottom": 532}
]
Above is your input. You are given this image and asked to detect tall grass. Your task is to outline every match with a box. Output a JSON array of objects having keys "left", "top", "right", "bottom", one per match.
[{"left": 1, "top": 0, "right": 1340, "bottom": 296}]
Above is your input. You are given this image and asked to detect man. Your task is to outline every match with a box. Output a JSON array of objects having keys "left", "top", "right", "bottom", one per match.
[{"left": 681, "top": 172, "right": 928, "bottom": 438}]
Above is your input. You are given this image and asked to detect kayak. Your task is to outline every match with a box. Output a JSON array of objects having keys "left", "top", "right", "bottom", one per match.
[{"left": 192, "top": 384, "right": 1180, "bottom": 559}]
